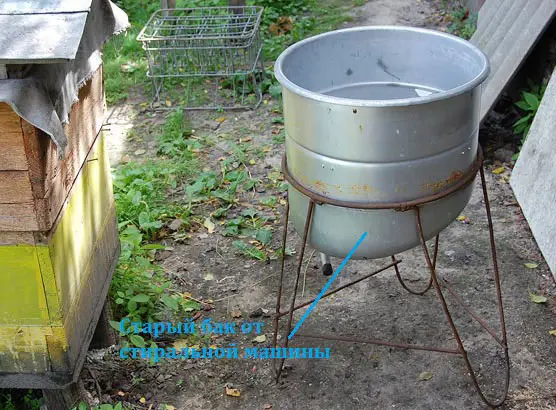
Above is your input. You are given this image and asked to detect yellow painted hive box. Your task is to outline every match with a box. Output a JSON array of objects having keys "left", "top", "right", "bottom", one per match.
[{"left": 0, "top": 67, "right": 120, "bottom": 389}]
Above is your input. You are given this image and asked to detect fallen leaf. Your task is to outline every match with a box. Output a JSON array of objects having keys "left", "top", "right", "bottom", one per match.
[
  {"left": 204, "top": 217, "right": 216, "bottom": 233},
  {"left": 530, "top": 293, "right": 547, "bottom": 304},
  {"left": 139, "top": 397, "right": 147, "bottom": 404},
  {"left": 419, "top": 371, "right": 433, "bottom": 381},
  {"left": 165, "top": 406, "right": 176, "bottom": 410},
  {"left": 216, "top": 116, "right": 227, "bottom": 123},
  {"left": 209, "top": 344, "right": 218, "bottom": 349},
  {"left": 248, "top": 159, "right": 256, "bottom": 165},
  {"left": 549, "top": 330, "right": 556, "bottom": 336},
  {"left": 524, "top": 262, "right": 538, "bottom": 269},
  {"left": 173, "top": 339, "right": 189, "bottom": 350},
  {"left": 253, "top": 335, "right": 267, "bottom": 343},
  {"left": 225, "top": 387, "right": 241, "bottom": 397},
  {"left": 117, "top": 391, "right": 125, "bottom": 397},
  {"left": 204, "top": 272, "right": 215, "bottom": 281},
  {"left": 456, "top": 215, "right": 467, "bottom": 221},
  {"left": 231, "top": 310, "right": 242, "bottom": 318},
  {"left": 492, "top": 166, "right": 505, "bottom": 175},
  {"left": 134, "top": 149, "right": 146, "bottom": 156},
  {"left": 165, "top": 100, "right": 172, "bottom": 107}
]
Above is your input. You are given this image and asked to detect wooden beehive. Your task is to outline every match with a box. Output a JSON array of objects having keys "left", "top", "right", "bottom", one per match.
[{"left": 0, "top": 65, "right": 120, "bottom": 388}]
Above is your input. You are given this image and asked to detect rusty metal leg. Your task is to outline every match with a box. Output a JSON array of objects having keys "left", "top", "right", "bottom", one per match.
[
  {"left": 415, "top": 201, "right": 510, "bottom": 408},
  {"left": 272, "top": 199, "right": 289, "bottom": 375},
  {"left": 391, "top": 234, "right": 437, "bottom": 296},
  {"left": 274, "top": 200, "right": 315, "bottom": 380}
]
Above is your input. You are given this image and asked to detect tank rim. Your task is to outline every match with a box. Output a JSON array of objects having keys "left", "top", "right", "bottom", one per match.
[{"left": 274, "top": 25, "right": 490, "bottom": 108}]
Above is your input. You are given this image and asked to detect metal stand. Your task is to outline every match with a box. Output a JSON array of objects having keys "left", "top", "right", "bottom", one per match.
[{"left": 273, "top": 148, "right": 510, "bottom": 408}]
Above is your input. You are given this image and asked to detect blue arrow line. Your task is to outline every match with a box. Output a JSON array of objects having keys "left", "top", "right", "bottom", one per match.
[{"left": 288, "top": 231, "right": 368, "bottom": 340}]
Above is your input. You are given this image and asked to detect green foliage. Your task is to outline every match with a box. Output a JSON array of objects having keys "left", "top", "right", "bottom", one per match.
[
  {"left": 110, "top": 224, "right": 200, "bottom": 347},
  {"left": 0, "top": 390, "right": 42, "bottom": 410},
  {"left": 233, "top": 240, "right": 267, "bottom": 261},
  {"left": 111, "top": 111, "right": 202, "bottom": 345},
  {"left": 512, "top": 81, "right": 547, "bottom": 160},
  {"left": 103, "top": 0, "right": 159, "bottom": 103},
  {"left": 446, "top": 7, "right": 477, "bottom": 40},
  {"left": 106, "top": 0, "right": 357, "bottom": 103}
]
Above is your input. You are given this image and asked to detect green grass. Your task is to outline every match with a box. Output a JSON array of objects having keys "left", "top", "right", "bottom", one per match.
[
  {"left": 110, "top": 111, "right": 203, "bottom": 346},
  {"left": 105, "top": 0, "right": 360, "bottom": 103},
  {"left": 106, "top": 0, "right": 363, "bottom": 343}
]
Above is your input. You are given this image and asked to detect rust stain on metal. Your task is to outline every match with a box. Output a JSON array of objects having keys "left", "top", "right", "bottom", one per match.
[
  {"left": 349, "top": 183, "right": 375, "bottom": 194},
  {"left": 314, "top": 180, "right": 328, "bottom": 193},
  {"left": 421, "top": 170, "right": 464, "bottom": 193},
  {"left": 312, "top": 180, "right": 343, "bottom": 194}
]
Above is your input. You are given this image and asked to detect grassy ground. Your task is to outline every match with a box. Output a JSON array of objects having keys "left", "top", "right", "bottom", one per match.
[
  {"left": 54, "top": 1, "right": 360, "bottom": 409},
  {"left": 106, "top": 0, "right": 363, "bottom": 346}
]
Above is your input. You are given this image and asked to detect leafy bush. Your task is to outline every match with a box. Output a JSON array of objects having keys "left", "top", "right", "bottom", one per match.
[
  {"left": 110, "top": 111, "right": 201, "bottom": 346},
  {"left": 512, "top": 81, "right": 547, "bottom": 159},
  {"left": 446, "top": 7, "right": 477, "bottom": 40}
]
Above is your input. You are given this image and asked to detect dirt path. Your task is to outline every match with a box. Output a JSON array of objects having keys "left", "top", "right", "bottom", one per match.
[
  {"left": 349, "top": 0, "right": 437, "bottom": 27},
  {"left": 97, "top": 1, "right": 556, "bottom": 409}
]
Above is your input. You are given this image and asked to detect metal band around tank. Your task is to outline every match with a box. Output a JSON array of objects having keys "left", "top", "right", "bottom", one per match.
[{"left": 282, "top": 146, "right": 483, "bottom": 211}]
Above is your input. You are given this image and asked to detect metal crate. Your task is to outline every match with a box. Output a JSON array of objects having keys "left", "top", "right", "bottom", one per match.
[{"left": 137, "top": 6, "right": 264, "bottom": 110}]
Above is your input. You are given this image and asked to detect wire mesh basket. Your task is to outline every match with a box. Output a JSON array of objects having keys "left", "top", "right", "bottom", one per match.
[{"left": 137, "top": 6, "right": 264, "bottom": 110}]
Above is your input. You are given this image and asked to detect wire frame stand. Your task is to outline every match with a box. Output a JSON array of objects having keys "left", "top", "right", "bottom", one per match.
[
  {"left": 137, "top": 7, "right": 264, "bottom": 110},
  {"left": 272, "top": 147, "right": 510, "bottom": 408}
]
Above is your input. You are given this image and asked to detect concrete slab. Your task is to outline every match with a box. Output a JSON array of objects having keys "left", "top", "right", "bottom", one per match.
[
  {"left": 511, "top": 66, "right": 556, "bottom": 277},
  {"left": 471, "top": 0, "right": 556, "bottom": 122}
]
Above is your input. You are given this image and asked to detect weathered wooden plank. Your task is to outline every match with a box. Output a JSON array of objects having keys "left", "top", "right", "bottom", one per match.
[
  {"left": 0, "top": 171, "right": 33, "bottom": 203},
  {"left": 0, "top": 245, "right": 50, "bottom": 325},
  {"left": 63, "top": 205, "right": 119, "bottom": 367},
  {"left": 0, "top": 203, "right": 38, "bottom": 231},
  {"left": 0, "top": 134, "right": 120, "bottom": 389},
  {"left": 49, "top": 132, "right": 113, "bottom": 317},
  {"left": 0, "top": 231, "right": 35, "bottom": 245},
  {"left": 20, "top": 66, "right": 105, "bottom": 230},
  {"left": 21, "top": 121, "right": 48, "bottom": 198},
  {"left": 0, "top": 103, "right": 27, "bottom": 171}
]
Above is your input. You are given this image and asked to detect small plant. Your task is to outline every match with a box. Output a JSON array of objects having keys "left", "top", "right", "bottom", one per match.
[
  {"left": 0, "top": 390, "right": 42, "bottom": 410},
  {"left": 233, "top": 240, "right": 268, "bottom": 261},
  {"left": 512, "top": 80, "right": 547, "bottom": 159},
  {"left": 446, "top": 6, "right": 477, "bottom": 40},
  {"left": 110, "top": 224, "right": 200, "bottom": 347}
]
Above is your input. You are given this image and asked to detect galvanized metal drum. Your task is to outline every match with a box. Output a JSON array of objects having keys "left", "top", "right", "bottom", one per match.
[{"left": 274, "top": 26, "right": 489, "bottom": 259}]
